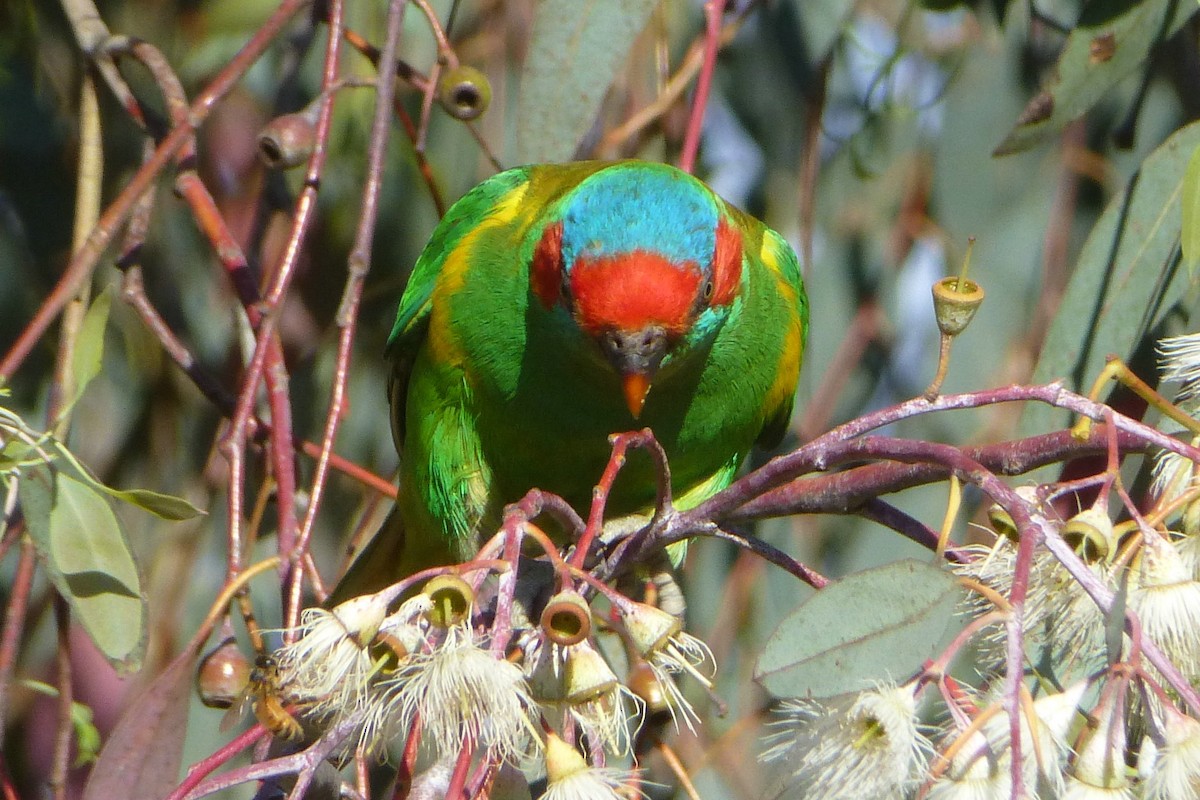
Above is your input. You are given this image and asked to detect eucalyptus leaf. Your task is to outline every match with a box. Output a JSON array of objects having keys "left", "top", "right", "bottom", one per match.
[
  {"left": 1020, "top": 121, "right": 1200, "bottom": 437},
  {"left": 514, "top": 0, "right": 659, "bottom": 164},
  {"left": 102, "top": 487, "right": 205, "bottom": 520},
  {"left": 1182, "top": 145, "right": 1200, "bottom": 273},
  {"left": 0, "top": 437, "right": 34, "bottom": 471},
  {"left": 754, "top": 560, "right": 962, "bottom": 699},
  {"left": 52, "top": 442, "right": 204, "bottom": 520},
  {"left": 19, "top": 465, "right": 146, "bottom": 672},
  {"left": 69, "top": 286, "right": 111, "bottom": 406},
  {"left": 994, "top": 0, "right": 1195, "bottom": 156}
]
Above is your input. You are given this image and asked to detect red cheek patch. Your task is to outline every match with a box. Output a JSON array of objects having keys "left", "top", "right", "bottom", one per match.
[
  {"left": 531, "top": 222, "right": 564, "bottom": 309},
  {"left": 710, "top": 218, "right": 743, "bottom": 307},
  {"left": 570, "top": 252, "right": 701, "bottom": 335}
]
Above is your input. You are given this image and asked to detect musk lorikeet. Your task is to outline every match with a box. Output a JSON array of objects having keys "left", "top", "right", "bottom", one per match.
[{"left": 337, "top": 160, "right": 807, "bottom": 597}]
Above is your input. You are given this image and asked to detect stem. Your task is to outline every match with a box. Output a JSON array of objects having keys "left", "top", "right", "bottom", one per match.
[
  {"left": 678, "top": 0, "right": 726, "bottom": 173},
  {"left": 0, "top": 0, "right": 312, "bottom": 383}
]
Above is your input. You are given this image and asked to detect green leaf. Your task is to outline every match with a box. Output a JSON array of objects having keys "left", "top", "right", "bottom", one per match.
[
  {"left": 754, "top": 560, "right": 962, "bottom": 699},
  {"left": 102, "top": 487, "right": 205, "bottom": 520},
  {"left": 994, "top": 0, "right": 1196, "bottom": 156},
  {"left": 52, "top": 443, "right": 205, "bottom": 520},
  {"left": 0, "top": 437, "right": 34, "bottom": 472},
  {"left": 514, "top": 0, "right": 659, "bottom": 164},
  {"left": 1182, "top": 145, "right": 1200, "bottom": 272},
  {"left": 19, "top": 465, "right": 146, "bottom": 672},
  {"left": 19, "top": 680, "right": 102, "bottom": 766},
  {"left": 1020, "top": 121, "right": 1200, "bottom": 438},
  {"left": 69, "top": 286, "right": 111, "bottom": 405}
]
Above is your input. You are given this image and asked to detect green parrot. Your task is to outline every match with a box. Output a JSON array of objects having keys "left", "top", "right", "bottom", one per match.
[{"left": 336, "top": 160, "right": 807, "bottom": 598}]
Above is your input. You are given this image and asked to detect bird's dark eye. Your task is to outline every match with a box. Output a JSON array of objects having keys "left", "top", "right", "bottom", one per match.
[{"left": 702, "top": 280, "right": 714, "bottom": 301}]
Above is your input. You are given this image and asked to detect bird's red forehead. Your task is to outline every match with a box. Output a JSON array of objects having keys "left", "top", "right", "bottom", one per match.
[{"left": 569, "top": 252, "right": 702, "bottom": 335}]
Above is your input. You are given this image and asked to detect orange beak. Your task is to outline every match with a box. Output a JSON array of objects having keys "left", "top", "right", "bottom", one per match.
[{"left": 622, "top": 372, "right": 652, "bottom": 419}]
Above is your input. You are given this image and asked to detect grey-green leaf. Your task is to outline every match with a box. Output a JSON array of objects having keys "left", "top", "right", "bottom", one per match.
[
  {"left": 1020, "top": 121, "right": 1200, "bottom": 437},
  {"left": 52, "top": 445, "right": 205, "bottom": 520},
  {"left": 19, "top": 465, "right": 146, "bottom": 672},
  {"left": 1182, "top": 145, "right": 1200, "bottom": 273},
  {"left": 514, "top": 0, "right": 659, "bottom": 164},
  {"left": 103, "top": 487, "right": 205, "bottom": 520},
  {"left": 994, "top": 0, "right": 1196, "bottom": 156},
  {"left": 754, "top": 559, "right": 961, "bottom": 699},
  {"left": 69, "top": 286, "right": 111, "bottom": 405}
]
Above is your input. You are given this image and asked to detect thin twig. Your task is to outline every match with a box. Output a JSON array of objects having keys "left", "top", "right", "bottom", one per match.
[
  {"left": 0, "top": 536, "right": 36, "bottom": 748},
  {"left": 0, "top": 0, "right": 311, "bottom": 383},
  {"left": 678, "top": 0, "right": 726, "bottom": 174}
]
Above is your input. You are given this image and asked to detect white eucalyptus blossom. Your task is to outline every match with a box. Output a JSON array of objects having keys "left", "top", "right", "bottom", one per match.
[
  {"left": 1175, "top": 529, "right": 1200, "bottom": 579},
  {"left": 620, "top": 602, "right": 714, "bottom": 730},
  {"left": 541, "top": 732, "right": 644, "bottom": 800},
  {"left": 1159, "top": 332, "right": 1200, "bottom": 410},
  {"left": 930, "top": 682, "right": 1083, "bottom": 799},
  {"left": 1151, "top": 448, "right": 1198, "bottom": 515},
  {"left": 1143, "top": 710, "right": 1200, "bottom": 800},
  {"left": 953, "top": 535, "right": 1058, "bottom": 668},
  {"left": 275, "top": 592, "right": 389, "bottom": 718},
  {"left": 761, "top": 683, "right": 930, "bottom": 800},
  {"left": 1131, "top": 532, "right": 1200, "bottom": 681},
  {"left": 927, "top": 731, "right": 1009, "bottom": 800},
  {"left": 366, "top": 621, "right": 536, "bottom": 762},
  {"left": 526, "top": 637, "right": 644, "bottom": 755},
  {"left": 1064, "top": 695, "right": 1132, "bottom": 800},
  {"left": 1046, "top": 560, "right": 1116, "bottom": 678}
]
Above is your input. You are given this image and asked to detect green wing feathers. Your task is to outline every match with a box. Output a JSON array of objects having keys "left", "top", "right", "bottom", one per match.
[
  {"left": 385, "top": 167, "right": 531, "bottom": 448},
  {"left": 753, "top": 225, "right": 808, "bottom": 450}
]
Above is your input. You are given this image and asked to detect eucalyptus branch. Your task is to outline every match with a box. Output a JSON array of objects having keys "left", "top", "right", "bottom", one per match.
[{"left": 685, "top": 382, "right": 1199, "bottom": 523}]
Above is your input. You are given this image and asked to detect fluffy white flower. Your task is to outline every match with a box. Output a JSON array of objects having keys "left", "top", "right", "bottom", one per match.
[
  {"left": 619, "top": 601, "right": 713, "bottom": 731},
  {"left": 1066, "top": 695, "right": 1131, "bottom": 798},
  {"left": 1143, "top": 711, "right": 1200, "bottom": 800},
  {"left": 1132, "top": 532, "right": 1200, "bottom": 681},
  {"left": 953, "top": 536, "right": 1059, "bottom": 669},
  {"left": 526, "top": 637, "right": 644, "bottom": 755},
  {"left": 541, "top": 733, "right": 644, "bottom": 800},
  {"left": 275, "top": 593, "right": 389, "bottom": 717},
  {"left": 761, "top": 683, "right": 930, "bottom": 800},
  {"left": 1159, "top": 333, "right": 1200, "bottom": 410},
  {"left": 929, "top": 683, "right": 1083, "bottom": 800},
  {"left": 367, "top": 622, "right": 536, "bottom": 762},
  {"left": 927, "top": 731, "right": 1009, "bottom": 800}
]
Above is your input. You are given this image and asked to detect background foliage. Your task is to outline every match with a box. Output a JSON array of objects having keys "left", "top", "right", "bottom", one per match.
[{"left": 2, "top": 0, "right": 1200, "bottom": 797}]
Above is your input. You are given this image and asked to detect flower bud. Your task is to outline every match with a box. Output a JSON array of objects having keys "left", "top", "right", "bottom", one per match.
[
  {"left": 257, "top": 105, "right": 319, "bottom": 170},
  {"left": 540, "top": 591, "right": 592, "bottom": 647},
  {"left": 423, "top": 574, "right": 474, "bottom": 628},
  {"left": 196, "top": 637, "right": 251, "bottom": 709},
  {"left": 621, "top": 602, "right": 681, "bottom": 657},
  {"left": 563, "top": 644, "right": 618, "bottom": 706},
  {"left": 1062, "top": 507, "right": 1115, "bottom": 563},
  {"left": 438, "top": 65, "right": 492, "bottom": 121},
  {"left": 626, "top": 658, "right": 668, "bottom": 714},
  {"left": 544, "top": 732, "right": 588, "bottom": 784},
  {"left": 932, "top": 277, "right": 985, "bottom": 337}
]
